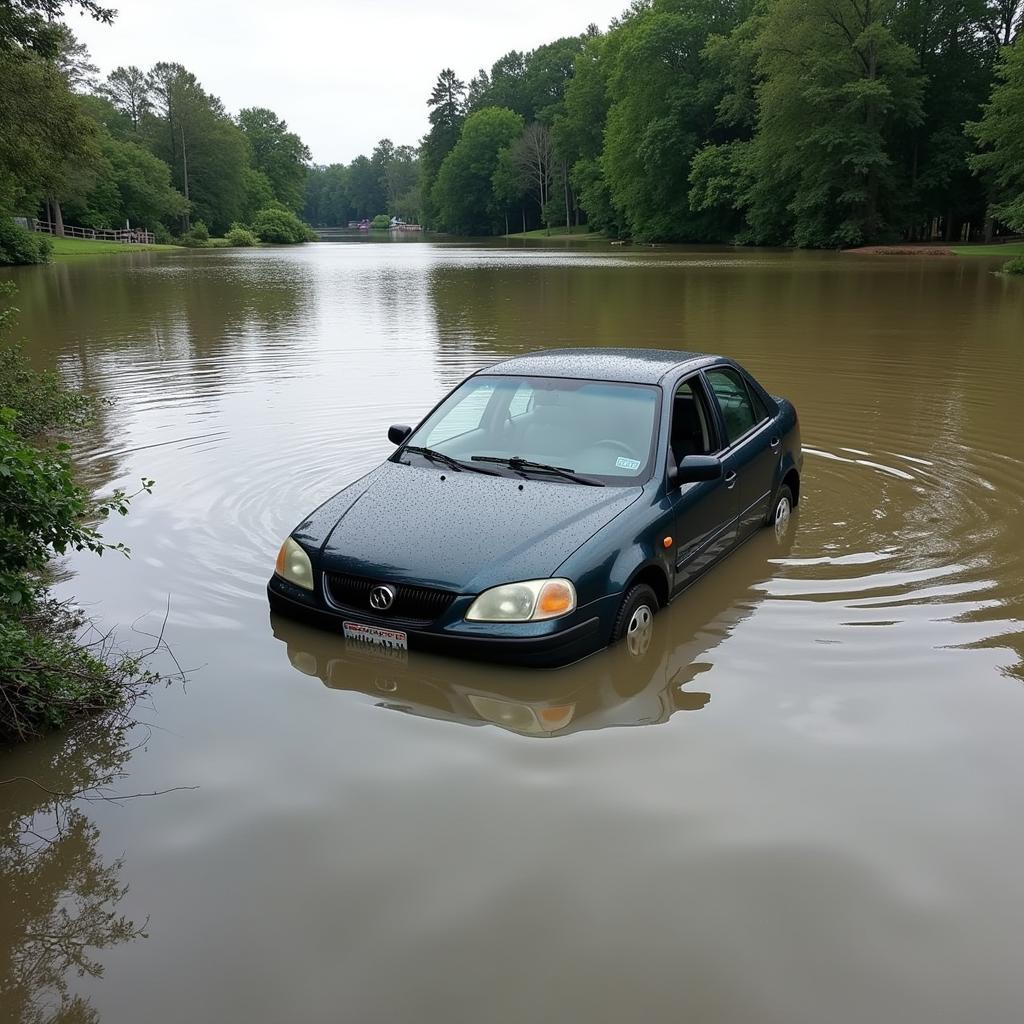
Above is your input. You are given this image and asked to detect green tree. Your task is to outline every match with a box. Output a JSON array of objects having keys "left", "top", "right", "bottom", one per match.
[
  {"left": 50, "top": 23, "right": 97, "bottom": 92},
  {"left": 372, "top": 139, "right": 419, "bottom": 214},
  {"left": 100, "top": 65, "right": 150, "bottom": 130},
  {"left": 241, "top": 165, "right": 275, "bottom": 222},
  {"left": 67, "top": 132, "right": 187, "bottom": 230},
  {"left": 552, "top": 30, "right": 617, "bottom": 231},
  {"left": 0, "top": 50, "right": 101, "bottom": 237},
  {"left": 420, "top": 68, "right": 466, "bottom": 227},
  {"left": 602, "top": 0, "right": 751, "bottom": 241},
  {"left": 968, "top": 38, "right": 1024, "bottom": 231},
  {"left": 0, "top": 0, "right": 113, "bottom": 53},
  {"left": 347, "top": 154, "right": 384, "bottom": 218},
  {"left": 744, "top": 0, "right": 924, "bottom": 246},
  {"left": 145, "top": 62, "right": 248, "bottom": 233},
  {"left": 304, "top": 163, "right": 353, "bottom": 225},
  {"left": 237, "top": 106, "right": 310, "bottom": 212},
  {"left": 431, "top": 106, "right": 524, "bottom": 234}
]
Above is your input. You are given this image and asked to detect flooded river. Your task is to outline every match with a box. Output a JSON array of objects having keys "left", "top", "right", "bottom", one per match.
[{"left": 2, "top": 242, "right": 1023, "bottom": 1023}]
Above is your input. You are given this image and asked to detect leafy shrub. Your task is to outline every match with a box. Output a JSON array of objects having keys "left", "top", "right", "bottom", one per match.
[
  {"left": 370, "top": 214, "right": 391, "bottom": 230},
  {"left": 226, "top": 223, "right": 258, "bottom": 247},
  {"left": 1002, "top": 256, "right": 1024, "bottom": 276},
  {"left": 178, "top": 219, "right": 210, "bottom": 247},
  {"left": 154, "top": 223, "right": 174, "bottom": 245},
  {"left": 251, "top": 204, "right": 316, "bottom": 244},
  {"left": 0, "top": 218, "right": 53, "bottom": 264},
  {"left": 1, "top": 286, "right": 155, "bottom": 741}
]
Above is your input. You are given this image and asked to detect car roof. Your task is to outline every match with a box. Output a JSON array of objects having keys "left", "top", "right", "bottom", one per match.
[{"left": 478, "top": 347, "right": 720, "bottom": 385}]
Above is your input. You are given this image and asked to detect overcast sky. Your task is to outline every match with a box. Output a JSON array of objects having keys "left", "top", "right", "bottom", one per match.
[{"left": 70, "top": 0, "right": 627, "bottom": 165}]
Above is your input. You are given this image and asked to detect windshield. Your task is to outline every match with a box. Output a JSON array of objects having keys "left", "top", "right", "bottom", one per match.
[{"left": 400, "top": 375, "right": 660, "bottom": 484}]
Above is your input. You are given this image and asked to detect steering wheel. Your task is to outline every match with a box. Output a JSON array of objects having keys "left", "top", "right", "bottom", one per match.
[{"left": 589, "top": 439, "right": 636, "bottom": 459}]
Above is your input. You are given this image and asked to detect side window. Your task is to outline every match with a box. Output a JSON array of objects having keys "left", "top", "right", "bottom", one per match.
[
  {"left": 670, "top": 378, "right": 715, "bottom": 462},
  {"left": 424, "top": 383, "right": 495, "bottom": 445},
  {"left": 706, "top": 368, "right": 758, "bottom": 444}
]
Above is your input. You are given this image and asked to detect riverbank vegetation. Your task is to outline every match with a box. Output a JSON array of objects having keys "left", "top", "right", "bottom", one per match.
[
  {"left": 0, "top": 283, "right": 156, "bottom": 742},
  {"left": 0, "top": 0, "right": 316, "bottom": 265},
  {"left": 413, "top": 1, "right": 1022, "bottom": 246},
  {"left": 49, "top": 236, "right": 183, "bottom": 256}
]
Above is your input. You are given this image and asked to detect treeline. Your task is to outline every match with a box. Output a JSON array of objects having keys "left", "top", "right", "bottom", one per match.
[
  {"left": 304, "top": 142, "right": 420, "bottom": 226},
  {"left": 0, "top": 0, "right": 314, "bottom": 261},
  {"left": 407, "top": 0, "right": 1022, "bottom": 245}
]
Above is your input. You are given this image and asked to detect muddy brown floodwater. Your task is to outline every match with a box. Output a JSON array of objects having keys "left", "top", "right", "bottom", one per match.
[{"left": 1, "top": 241, "right": 1023, "bottom": 1023}]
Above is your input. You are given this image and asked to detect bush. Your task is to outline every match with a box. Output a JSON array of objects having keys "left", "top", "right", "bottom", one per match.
[
  {"left": 226, "top": 223, "right": 258, "bottom": 247},
  {"left": 1, "top": 286, "right": 155, "bottom": 742},
  {"left": 370, "top": 214, "right": 391, "bottom": 230},
  {"left": 0, "top": 218, "right": 52, "bottom": 264},
  {"left": 1002, "top": 256, "right": 1024, "bottom": 276},
  {"left": 178, "top": 219, "right": 210, "bottom": 247},
  {"left": 251, "top": 204, "right": 317, "bottom": 244},
  {"left": 154, "top": 223, "right": 174, "bottom": 245}
]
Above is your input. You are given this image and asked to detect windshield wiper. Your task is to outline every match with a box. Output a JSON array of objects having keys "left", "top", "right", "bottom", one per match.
[
  {"left": 471, "top": 455, "right": 605, "bottom": 487},
  {"left": 402, "top": 445, "right": 500, "bottom": 476}
]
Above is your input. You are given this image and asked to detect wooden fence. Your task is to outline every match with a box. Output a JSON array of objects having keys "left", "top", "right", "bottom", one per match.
[{"left": 32, "top": 220, "right": 156, "bottom": 245}]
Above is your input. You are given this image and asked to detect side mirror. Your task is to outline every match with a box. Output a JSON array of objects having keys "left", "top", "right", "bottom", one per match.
[
  {"left": 388, "top": 424, "right": 412, "bottom": 445},
  {"left": 676, "top": 454, "right": 723, "bottom": 484}
]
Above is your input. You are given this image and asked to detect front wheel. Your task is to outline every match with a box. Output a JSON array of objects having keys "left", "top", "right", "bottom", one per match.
[
  {"left": 767, "top": 484, "right": 794, "bottom": 539},
  {"left": 611, "top": 583, "right": 659, "bottom": 657}
]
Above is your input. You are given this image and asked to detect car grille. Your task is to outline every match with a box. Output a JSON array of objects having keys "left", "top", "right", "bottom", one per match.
[{"left": 324, "top": 572, "right": 457, "bottom": 626}]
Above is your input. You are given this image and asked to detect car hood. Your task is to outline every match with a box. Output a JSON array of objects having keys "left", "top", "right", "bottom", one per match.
[{"left": 296, "top": 461, "right": 642, "bottom": 593}]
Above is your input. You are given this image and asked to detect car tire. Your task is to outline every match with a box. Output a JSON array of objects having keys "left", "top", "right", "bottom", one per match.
[
  {"left": 611, "top": 583, "right": 659, "bottom": 652},
  {"left": 767, "top": 484, "right": 794, "bottom": 535}
]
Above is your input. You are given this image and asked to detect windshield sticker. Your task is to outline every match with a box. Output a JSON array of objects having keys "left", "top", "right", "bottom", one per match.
[{"left": 615, "top": 456, "right": 641, "bottom": 471}]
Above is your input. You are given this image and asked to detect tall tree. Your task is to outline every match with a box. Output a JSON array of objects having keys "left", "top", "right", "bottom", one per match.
[
  {"left": 968, "top": 38, "right": 1024, "bottom": 231},
  {"left": 101, "top": 65, "right": 150, "bottom": 130},
  {"left": 0, "top": 50, "right": 100, "bottom": 231},
  {"left": 372, "top": 139, "right": 418, "bottom": 215},
  {"left": 552, "top": 31, "right": 617, "bottom": 231},
  {"left": 432, "top": 106, "right": 524, "bottom": 234},
  {"left": 420, "top": 68, "right": 466, "bottom": 227},
  {"left": 602, "top": 0, "right": 750, "bottom": 241},
  {"left": 504, "top": 123, "right": 556, "bottom": 227},
  {"left": 347, "top": 154, "right": 384, "bottom": 218},
  {"left": 144, "top": 63, "right": 248, "bottom": 232},
  {"left": 742, "top": 0, "right": 924, "bottom": 246},
  {"left": 237, "top": 106, "right": 310, "bottom": 212},
  {"left": 50, "top": 24, "right": 97, "bottom": 92}
]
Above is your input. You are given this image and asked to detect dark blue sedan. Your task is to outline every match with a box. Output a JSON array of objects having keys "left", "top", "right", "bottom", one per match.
[{"left": 268, "top": 348, "right": 802, "bottom": 666}]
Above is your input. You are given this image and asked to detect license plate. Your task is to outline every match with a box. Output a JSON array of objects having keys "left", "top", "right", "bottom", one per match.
[{"left": 342, "top": 621, "right": 408, "bottom": 651}]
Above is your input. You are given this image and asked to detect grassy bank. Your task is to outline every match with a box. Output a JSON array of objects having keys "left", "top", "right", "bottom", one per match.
[
  {"left": 503, "top": 226, "right": 604, "bottom": 241},
  {"left": 950, "top": 242, "right": 1024, "bottom": 257},
  {"left": 49, "top": 236, "right": 184, "bottom": 258}
]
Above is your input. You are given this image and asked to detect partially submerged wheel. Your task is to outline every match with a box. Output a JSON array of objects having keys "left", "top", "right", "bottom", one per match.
[
  {"left": 768, "top": 483, "right": 794, "bottom": 540},
  {"left": 611, "top": 583, "right": 659, "bottom": 657}
]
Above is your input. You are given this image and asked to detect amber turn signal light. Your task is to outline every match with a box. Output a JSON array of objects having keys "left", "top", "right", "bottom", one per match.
[{"left": 537, "top": 580, "right": 575, "bottom": 616}]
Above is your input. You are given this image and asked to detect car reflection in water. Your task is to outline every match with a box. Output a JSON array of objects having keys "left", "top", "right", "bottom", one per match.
[{"left": 270, "top": 515, "right": 796, "bottom": 737}]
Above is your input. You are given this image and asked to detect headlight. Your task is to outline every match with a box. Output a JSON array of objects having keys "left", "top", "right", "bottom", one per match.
[
  {"left": 465, "top": 578, "right": 576, "bottom": 622},
  {"left": 275, "top": 537, "right": 314, "bottom": 591}
]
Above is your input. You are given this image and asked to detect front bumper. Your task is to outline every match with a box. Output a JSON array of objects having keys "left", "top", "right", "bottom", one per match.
[{"left": 267, "top": 575, "right": 605, "bottom": 668}]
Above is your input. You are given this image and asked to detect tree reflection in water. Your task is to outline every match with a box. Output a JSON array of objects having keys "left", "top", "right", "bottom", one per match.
[{"left": 0, "top": 717, "right": 146, "bottom": 1022}]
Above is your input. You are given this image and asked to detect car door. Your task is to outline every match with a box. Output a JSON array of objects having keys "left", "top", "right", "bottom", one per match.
[
  {"left": 669, "top": 374, "right": 739, "bottom": 588},
  {"left": 704, "top": 366, "right": 780, "bottom": 537}
]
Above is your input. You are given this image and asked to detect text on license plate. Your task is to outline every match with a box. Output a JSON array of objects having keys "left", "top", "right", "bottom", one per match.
[{"left": 342, "top": 621, "right": 408, "bottom": 651}]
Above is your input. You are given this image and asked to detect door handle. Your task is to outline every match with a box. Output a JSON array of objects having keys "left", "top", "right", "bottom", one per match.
[
  {"left": 724, "top": 470, "right": 737, "bottom": 489},
  {"left": 770, "top": 436, "right": 781, "bottom": 449}
]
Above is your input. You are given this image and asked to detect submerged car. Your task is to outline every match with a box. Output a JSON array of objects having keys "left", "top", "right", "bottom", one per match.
[{"left": 268, "top": 348, "right": 802, "bottom": 666}]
